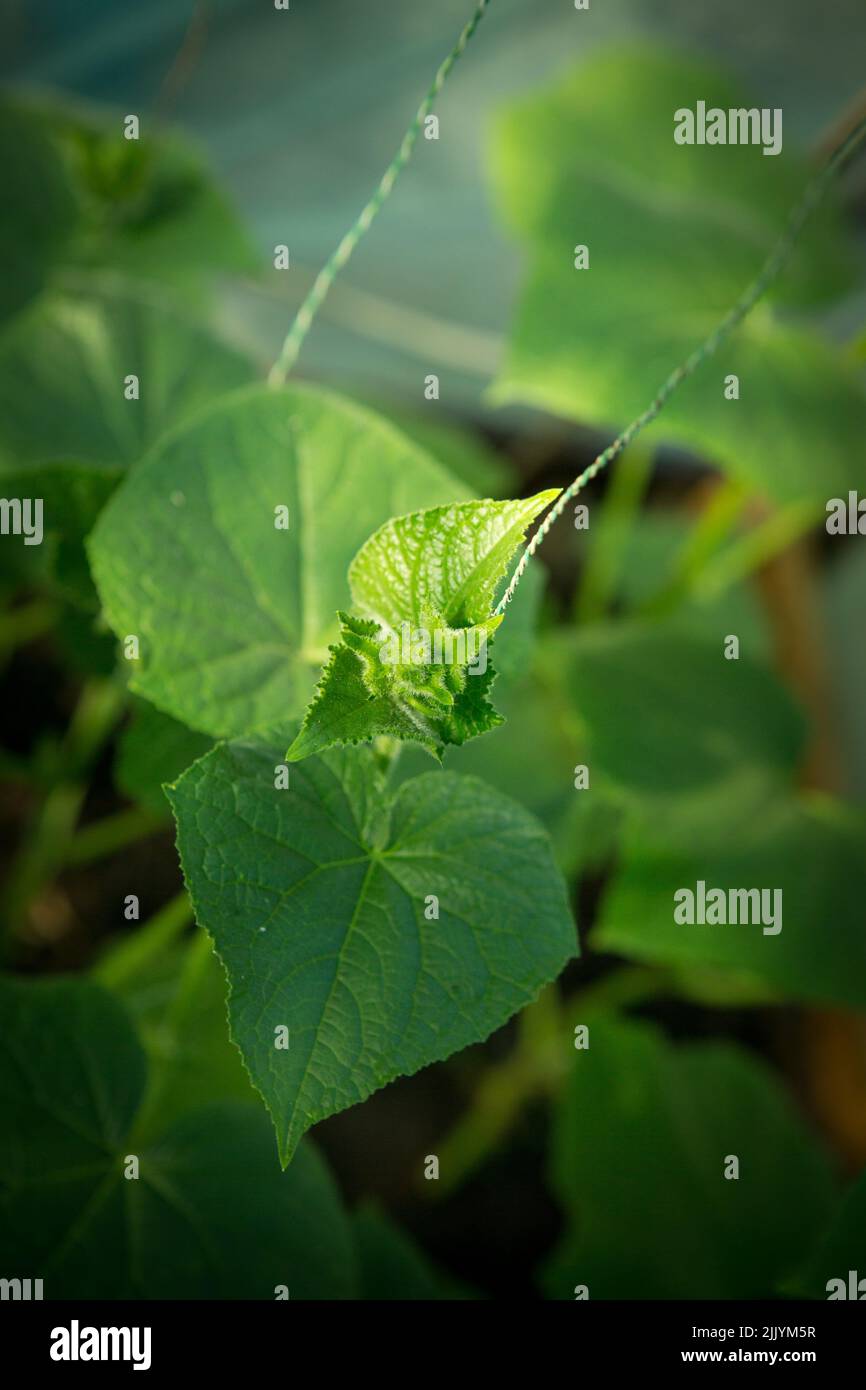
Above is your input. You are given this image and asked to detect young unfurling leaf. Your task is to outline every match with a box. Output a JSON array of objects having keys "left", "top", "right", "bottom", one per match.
[{"left": 287, "top": 490, "right": 558, "bottom": 762}]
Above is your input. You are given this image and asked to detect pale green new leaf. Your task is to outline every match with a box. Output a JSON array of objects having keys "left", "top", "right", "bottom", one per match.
[
  {"left": 349, "top": 491, "right": 559, "bottom": 629},
  {"left": 288, "top": 491, "right": 557, "bottom": 762},
  {"left": 168, "top": 732, "right": 577, "bottom": 1165},
  {"left": 287, "top": 612, "right": 503, "bottom": 762}
]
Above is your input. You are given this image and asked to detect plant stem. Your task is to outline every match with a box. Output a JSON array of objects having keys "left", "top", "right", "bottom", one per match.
[
  {"left": 495, "top": 113, "right": 866, "bottom": 616},
  {"left": 64, "top": 804, "right": 166, "bottom": 867},
  {"left": 1, "top": 677, "right": 127, "bottom": 957},
  {"left": 692, "top": 500, "right": 821, "bottom": 599},
  {"left": 128, "top": 926, "right": 215, "bottom": 1144},
  {"left": 575, "top": 440, "right": 655, "bottom": 622},
  {"left": 434, "top": 986, "right": 565, "bottom": 1195},
  {"left": 646, "top": 478, "right": 749, "bottom": 615},
  {"left": 267, "top": 0, "right": 493, "bottom": 387},
  {"left": 432, "top": 967, "right": 671, "bottom": 1195},
  {"left": 93, "top": 889, "right": 194, "bottom": 991},
  {"left": 0, "top": 598, "right": 59, "bottom": 658}
]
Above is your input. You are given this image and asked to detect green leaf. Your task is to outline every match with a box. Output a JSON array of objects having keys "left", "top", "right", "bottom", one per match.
[
  {"left": 111, "top": 932, "right": 257, "bottom": 1137},
  {"left": 288, "top": 491, "right": 557, "bottom": 762},
  {"left": 0, "top": 282, "right": 253, "bottom": 473},
  {"left": 41, "top": 93, "right": 256, "bottom": 292},
  {"left": 287, "top": 612, "right": 504, "bottom": 762},
  {"left": 168, "top": 731, "right": 577, "bottom": 1166},
  {"left": 543, "top": 1016, "right": 834, "bottom": 1299},
  {"left": 491, "top": 49, "right": 866, "bottom": 505},
  {"left": 825, "top": 545, "right": 866, "bottom": 803},
  {"left": 0, "top": 282, "right": 254, "bottom": 606},
  {"left": 115, "top": 699, "right": 213, "bottom": 816},
  {"left": 594, "top": 798, "right": 866, "bottom": 1009},
  {"left": 583, "top": 506, "right": 773, "bottom": 660},
  {"left": 393, "top": 636, "right": 622, "bottom": 881},
  {"left": 0, "top": 463, "right": 119, "bottom": 609},
  {"left": 0, "top": 101, "right": 78, "bottom": 325},
  {"left": 0, "top": 975, "right": 356, "bottom": 1298},
  {"left": 348, "top": 491, "right": 558, "bottom": 630},
  {"left": 539, "top": 621, "right": 805, "bottom": 809},
  {"left": 90, "top": 385, "right": 471, "bottom": 738}
]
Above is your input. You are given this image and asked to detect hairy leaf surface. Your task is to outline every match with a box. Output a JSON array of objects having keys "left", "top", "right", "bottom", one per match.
[{"left": 288, "top": 491, "right": 557, "bottom": 761}]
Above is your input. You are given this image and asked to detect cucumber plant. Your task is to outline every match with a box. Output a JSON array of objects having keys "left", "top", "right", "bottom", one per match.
[{"left": 2, "top": 1, "right": 866, "bottom": 1299}]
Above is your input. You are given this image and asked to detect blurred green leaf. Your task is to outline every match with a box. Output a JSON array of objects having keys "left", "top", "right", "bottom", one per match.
[
  {"left": 115, "top": 699, "right": 212, "bottom": 816},
  {"left": 112, "top": 933, "right": 255, "bottom": 1136},
  {"left": 0, "top": 282, "right": 255, "bottom": 606},
  {"left": 491, "top": 49, "right": 866, "bottom": 505},
  {"left": 0, "top": 463, "right": 119, "bottom": 609},
  {"left": 376, "top": 409, "right": 514, "bottom": 498},
  {"left": 0, "top": 975, "right": 356, "bottom": 1298},
  {"left": 824, "top": 544, "right": 866, "bottom": 803},
  {"left": 538, "top": 620, "right": 805, "bottom": 808},
  {"left": 589, "top": 506, "right": 773, "bottom": 658},
  {"left": 0, "top": 100, "right": 78, "bottom": 325},
  {"left": 38, "top": 93, "right": 256, "bottom": 293},
  {"left": 438, "top": 660, "right": 621, "bottom": 879},
  {"left": 543, "top": 1015, "right": 835, "bottom": 1298},
  {"left": 595, "top": 797, "right": 866, "bottom": 1008},
  {"left": 0, "top": 281, "right": 254, "bottom": 473}
]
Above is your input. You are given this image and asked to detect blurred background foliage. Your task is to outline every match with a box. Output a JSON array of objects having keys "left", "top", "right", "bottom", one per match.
[{"left": 1, "top": 0, "right": 866, "bottom": 1300}]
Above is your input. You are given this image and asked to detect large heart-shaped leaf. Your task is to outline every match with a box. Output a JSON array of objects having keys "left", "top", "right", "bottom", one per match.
[
  {"left": 543, "top": 1016, "right": 834, "bottom": 1299},
  {"left": 89, "top": 385, "right": 471, "bottom": 738},
  {"left": 168, "top": 732, "right": 577, "bottom": 1165},
  {"left": 0, "top": 976, "right": 356, "bottom": 1298},
  {"left": 490, "top": 50, "right": 866, "bottom": 505}
]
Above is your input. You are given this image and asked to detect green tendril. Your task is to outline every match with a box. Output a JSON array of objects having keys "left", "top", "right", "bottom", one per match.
[
  {"left": 495, "top": 112, "right": 866, "bottom": 616},
  {"left": 268, "top": 0, "right": 492, "bottom": 388}
]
